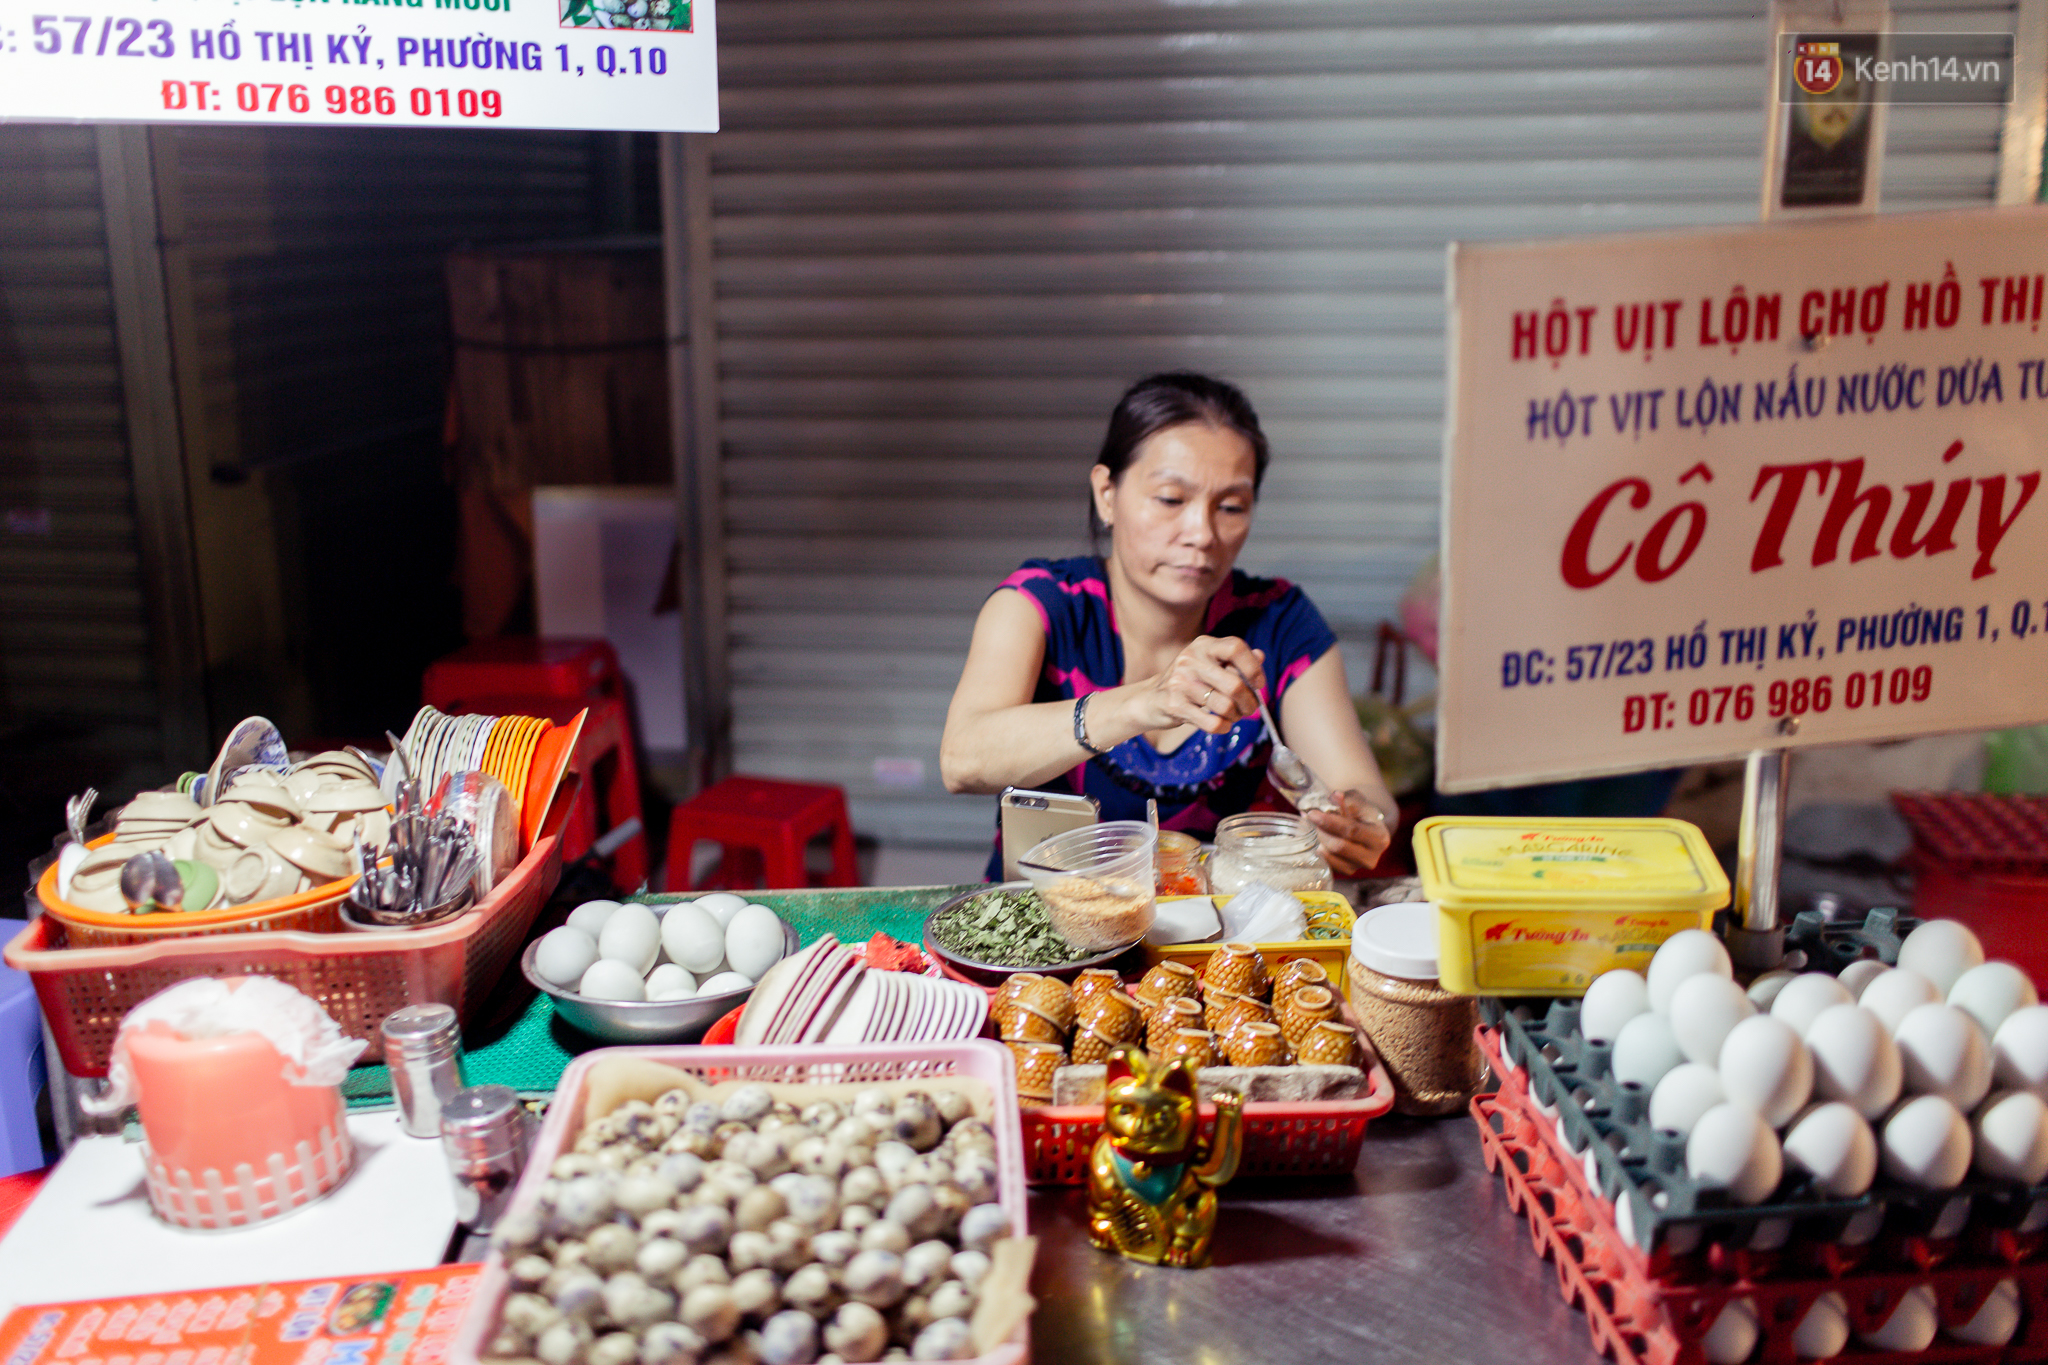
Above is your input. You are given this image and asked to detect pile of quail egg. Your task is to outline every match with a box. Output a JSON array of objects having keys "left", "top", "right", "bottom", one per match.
[
  {"left": 486, "top": 1083, "right": 1012, "bottom": 1365},
  {"left": 577, "top": 0, "right": 683, "bottom": 31}
]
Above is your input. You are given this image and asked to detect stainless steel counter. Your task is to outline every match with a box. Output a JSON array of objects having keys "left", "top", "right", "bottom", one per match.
[{"left": 1025, "top": 1112, "right": 1602, "bottom": 1365}]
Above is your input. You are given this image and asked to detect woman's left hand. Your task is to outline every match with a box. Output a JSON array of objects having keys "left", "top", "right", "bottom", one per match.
[{"left": 1304, "top": 789, "right": 1392, "bottom": 876}]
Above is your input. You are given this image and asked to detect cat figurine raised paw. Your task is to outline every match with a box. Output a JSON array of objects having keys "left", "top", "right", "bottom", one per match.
[{"left": 1086, "top": 1044, "right": 1243, "bottom": 1268}]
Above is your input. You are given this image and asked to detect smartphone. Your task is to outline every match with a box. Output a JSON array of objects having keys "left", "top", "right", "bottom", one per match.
[{"left": 999, "top": 787, "right": 1100, "bottom": 881}]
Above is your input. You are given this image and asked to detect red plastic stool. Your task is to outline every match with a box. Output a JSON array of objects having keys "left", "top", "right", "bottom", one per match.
[
  {"left": 423, "top": 638, "right": 625, "bottom": 713},
  {"left": 425, "top": 689, "right": 647, "bottom": 891},
  {"left": 664, "top": 775, "right": 860, "bottom": 892}
]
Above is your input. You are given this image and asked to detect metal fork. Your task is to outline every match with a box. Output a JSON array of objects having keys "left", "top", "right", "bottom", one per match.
[{"left": 65, "top": 787, "right": 98, "bottom": 844}]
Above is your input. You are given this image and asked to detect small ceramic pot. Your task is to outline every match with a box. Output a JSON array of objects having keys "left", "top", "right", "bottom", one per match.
[
  {"left": 1213, "top": 992, "right": 1273, "bottom": 1038},
  {"left": 1204, "top": 942, "right": 1268, "bottom": 1001},
  {"left": 1000, "top": 1002, "right": 1065, "bottom": 1046},
  {"left": 1272, "top": 957, "right": 1331, "bottom": 1010},
  {"left": 1224, "top": 1020, "right": 1292, "bottom": 1068},
  {"left": 1071, "top": 968, "right": 1123, "bottom": 1010},
  {"left": 1164, "top": 1028, "right": 1222, "bottom": 1071},
  {"left": 1135, "top": 961, "right": 1199, "bottom": 1009},
  {"left": 1070, "top": 1026, "right": 1118, "bottom": 1066},
  {"left": 1147, "top": 997, "right": 1204, "bottom": 1056},
  {"left": 1223, "top": 1019, "right": 1291, "bottom": 1067},
  {"left": 1078, "top": 990, "right": 1144, "bottom": 1043},
  {"left": 223, "top": 845, "right": 301, "bottom": 905},
  {"left": 1297, "top": 1020, "right": 1365, "bottom": 1068},
  {"left": 1005, "top": 1040, "right": 1064, "bottom": 1102},
  {"left": 1279, "top": 984, "right": 1340, "bottom": 1047},
  {"left": 1016, "top": 975, "right": 1075, "bottom": 1032},
  {"left": 994, "top": 973, "right": 1047, "bottom": 1014}
]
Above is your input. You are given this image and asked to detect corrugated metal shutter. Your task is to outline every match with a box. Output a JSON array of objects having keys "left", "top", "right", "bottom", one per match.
[
  {"left": 703, "top": 0, "right": 2017, "bottom": 847},
  {"left": 151, "top": 126, "right": 604, "bottom": 736},
  {"left": 0, "top": 125, "right": 161, "bottom": 764}
]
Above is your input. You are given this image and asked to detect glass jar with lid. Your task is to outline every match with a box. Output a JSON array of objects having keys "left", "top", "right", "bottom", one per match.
[{"left": 1206, "top": 812, "right": 1333, "bottom": 898}]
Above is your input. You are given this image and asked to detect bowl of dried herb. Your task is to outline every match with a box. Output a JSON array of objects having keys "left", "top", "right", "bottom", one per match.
[{"left": 922, "top": 880, "right": 1146, "bottom": 984}]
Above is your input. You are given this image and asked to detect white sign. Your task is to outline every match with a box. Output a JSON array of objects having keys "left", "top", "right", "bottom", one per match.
[
  {"left": 0, "top": 0, "right": 716, "bottom": 131},
  {"left": 1439, "top": 207, "right": 2048, "bottom": 792}
]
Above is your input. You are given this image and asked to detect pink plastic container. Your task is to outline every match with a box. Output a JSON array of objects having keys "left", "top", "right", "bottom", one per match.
[
  {"left": 128, "top": 1024, "right": 354, "bottom": 1230},
  {"left": 447, "top": 1040, "right": 1032, "bottom": 1365}
]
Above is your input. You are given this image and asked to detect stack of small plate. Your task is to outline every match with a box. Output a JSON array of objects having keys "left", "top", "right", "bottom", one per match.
[
  {"left": 735, "top": 935, "right": 988, "bottom": 1047},
  {"left": 395, "top": 706, "right": 571, "bottom": 843}
]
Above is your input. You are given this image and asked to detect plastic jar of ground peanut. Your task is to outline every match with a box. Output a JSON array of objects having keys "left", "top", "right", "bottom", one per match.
[{"left": 1345, "top": 901, "right": 1485, "bottom": 1116}]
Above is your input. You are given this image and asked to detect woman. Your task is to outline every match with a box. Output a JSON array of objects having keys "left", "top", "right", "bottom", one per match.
[{"left": 941, "top": 371, "right": 1396, "bottom": 881}]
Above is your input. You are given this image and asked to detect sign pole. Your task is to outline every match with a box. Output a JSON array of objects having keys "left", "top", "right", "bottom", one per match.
[{"left": 1731, "top": 747, "right": 1794, "bottom": 970}]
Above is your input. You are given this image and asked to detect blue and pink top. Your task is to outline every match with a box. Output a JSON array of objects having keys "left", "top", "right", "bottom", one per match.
[{"left": 984, "top": 555, "right": 1337, "bottom": 879}]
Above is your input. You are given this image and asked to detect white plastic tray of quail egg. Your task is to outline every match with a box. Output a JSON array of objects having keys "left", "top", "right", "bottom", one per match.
[
  {"left": 532, "top": 894, "right": 792, "bottom": 1003},
  {"left": 1570, "top": 917, "right": 2048, "bottom": 1249}
]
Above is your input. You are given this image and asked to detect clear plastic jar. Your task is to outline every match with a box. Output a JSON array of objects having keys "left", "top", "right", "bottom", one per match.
[
  {"left": 1206, "top": 812, "right": 1333, "bottom": 897},
  {"left": 1345, "top": 901, "right": 1484, "bottom": 1116}
]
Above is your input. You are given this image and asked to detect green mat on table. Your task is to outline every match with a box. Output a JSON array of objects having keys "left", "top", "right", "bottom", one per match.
[{"left": 345, "top": 884, "right": 975, "bottom": 1107}]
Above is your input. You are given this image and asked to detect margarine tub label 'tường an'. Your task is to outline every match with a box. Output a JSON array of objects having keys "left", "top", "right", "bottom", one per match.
[{"left": 1413, "top": 817, "right": 1730, "bottom": 995}]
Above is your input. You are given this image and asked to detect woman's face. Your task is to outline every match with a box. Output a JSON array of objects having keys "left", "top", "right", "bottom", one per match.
[{"left": 1092, "top": 421, "right": 1258, "bottom": 610}]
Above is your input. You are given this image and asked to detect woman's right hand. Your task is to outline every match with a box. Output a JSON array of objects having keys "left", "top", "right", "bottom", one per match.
[{"left": 1123, "top": 637, "right": 1267, "bottom": 737}]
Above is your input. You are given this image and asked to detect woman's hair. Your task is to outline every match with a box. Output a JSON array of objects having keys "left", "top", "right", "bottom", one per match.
[{"left": 1089, "top": 371, "right": 1270, "bottom": 544}]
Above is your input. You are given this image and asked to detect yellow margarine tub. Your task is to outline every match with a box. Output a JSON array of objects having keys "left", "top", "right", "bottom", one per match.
[{"left": 1412, "top": 816, "right": 1730, "bottom": 995}]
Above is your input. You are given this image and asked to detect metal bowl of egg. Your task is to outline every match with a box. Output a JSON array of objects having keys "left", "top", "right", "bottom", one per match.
[{"left": 519, "top": 918, "right": 799, "bottom": 1043}]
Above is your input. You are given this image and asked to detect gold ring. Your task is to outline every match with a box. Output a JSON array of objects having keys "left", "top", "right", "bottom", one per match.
[{"left": 1200, "top": 687, "right": 1214, "bottom": 710}]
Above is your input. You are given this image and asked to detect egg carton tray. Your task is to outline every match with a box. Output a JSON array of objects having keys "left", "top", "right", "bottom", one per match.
[
  {"left": 1474, "top": 1087, "right": 2048, "bottom": 1365},
  {"left": 1482, "top": 909, "right": 2048, "bottom": 1274}
]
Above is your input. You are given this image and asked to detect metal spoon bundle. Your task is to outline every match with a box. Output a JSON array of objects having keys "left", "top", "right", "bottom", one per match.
[{"left": 349, "top": 751, "right": 480, "bottom": 927}]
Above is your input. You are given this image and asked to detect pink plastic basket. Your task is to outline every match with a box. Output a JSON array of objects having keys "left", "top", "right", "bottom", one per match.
[
  {"left": 4, "top": 775, "right": 575, "bottom": 1077},
  {"left": 447, "top": 1039, "right": 1031, "bottom": 1365}
]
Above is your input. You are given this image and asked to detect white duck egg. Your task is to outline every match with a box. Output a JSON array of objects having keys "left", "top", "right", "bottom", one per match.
[
  {"left": 1612, "top": 1013, "right": 1686, "bottom": 1090},
  {"left": 1579, "top": 969, "right": 1649, "bottom": 1043},
  {"left": 647, "top": 963, "right": 699, "bottom": 1000},
  {"left": 1897, "top": 919, "right": 1985, "bottom": 998},
  {"left": 1896, "top": 1003, "right": 1992, "bottom": 1109},
  {"left": 1782, "top": 1102, "right": 1877, "bottom": 1197},
  {"left": 726, "top": 905, "right": 788, "bottom": 982},
  {"left": 692, "top": 892, "right": 750, "bottom": 928},
  {"left": 1837, "top": 958, "right": 1891, "bottom": 1000},
  {"left": 700, "top": 971, "right": 755, "bottom": 997},
  {"left": 1670, "top": 974, "right": 1756, "bottom": 1066},
  {"left": 580, "top": 959, "right": 648, "bottom": 1001},
  {"left": 1881, "top": 1095, "right": 1972, "bottom": 1188},
  {"left": 1746, "top": 970, "right": 1796, "bottom": 1011},
  {"left": 1993, "top": 1004, "right": 2048, "bottom": 1096},
  {"left": 1719, "top": 1014, "right": 1813, "bottom": 1128},
  {"left": 1857, "top": 1284, "right": 1937, "bottom": 1353},
  {"left": 1805, "top": 1004, "right": 1902, "bottom": 1120},
  {"left": 1862, "top": 967, "right": 1941, "bottom": 1035},
  {"left": 1973, "top": 1089, "right": 2048, "bottom": 1184},
  {"left": 567, "top": 899, "right": 623, "bottom": 936},
  {"left": 1947, "top": 1279, "right": 2021, "bottom": 1347},
  {"left": 1646, "top": 929, "right": 1732, "bottom": 1015},
  {"left": 1686, "top": 1104, "right": 1781, "bottom": 1205},
  {"left": 662, "top": 904, "right": 728, "bottom": 974},
  {"left": 598, "top": 903, "right": 661, "bottom": 974},
  {"left": 1792, "top": 1292, "right": 1849, "bottom": 1360},
  {"left": 1701, "top": 1298, "right": 1758, "bottom": 1365},
  {"left": 1648, "top": 1063, "right": 1724, "bottom": 1138},
  {"left": 1770, "top": 973, "right": 1853, "bottom": 1038},
  {"left": 1948, "top": 961, "right": 2038, "bottom": 1039},
  {"left": 535, "top": 926, "right": 600, "bottom": 987}
]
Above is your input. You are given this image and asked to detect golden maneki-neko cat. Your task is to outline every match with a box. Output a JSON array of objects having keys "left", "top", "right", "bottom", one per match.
[{"left": 1086, "top": 1044, "right": 1243, "bottom": 1267}]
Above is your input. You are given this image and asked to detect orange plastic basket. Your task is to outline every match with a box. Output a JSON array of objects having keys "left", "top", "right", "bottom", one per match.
[
  {"left": 37, "top": 836, "right": 357, "bottom": 947},
  {"left": 6, "top": 774, "right": 577, "bottom": 1078}
]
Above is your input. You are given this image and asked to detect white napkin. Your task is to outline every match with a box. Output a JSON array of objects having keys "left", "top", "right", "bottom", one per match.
[{"left": 85, "top": 976, "right": 367, "bottom": 1114}]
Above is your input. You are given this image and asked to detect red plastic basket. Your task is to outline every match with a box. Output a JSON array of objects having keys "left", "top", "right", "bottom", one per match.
[
  {"left": 1475, "top": 1029, "right": 2048, "bottom": 1365},
  {"left": 5, "top": 775, "right": 577, "bottom": 1077}
]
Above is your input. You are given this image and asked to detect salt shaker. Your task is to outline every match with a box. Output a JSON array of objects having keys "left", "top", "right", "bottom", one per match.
[
  {"left": 440, "top": 1084, "right": 530, "bottom": 1233},
  {"left": 382, "top": 1004, "right": 464, "bottom": 1138}
]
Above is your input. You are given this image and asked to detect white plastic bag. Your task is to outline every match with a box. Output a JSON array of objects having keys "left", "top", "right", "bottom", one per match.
[
  {"left": 1218, "top": 881, "right": 1308, "bottom": 943},
  {"left": 85, "top": 976, "right": 367, "bottom": 1114}
]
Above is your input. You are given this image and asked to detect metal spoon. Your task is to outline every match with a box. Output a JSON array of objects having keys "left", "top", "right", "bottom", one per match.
[
  {"left": 1231, "top": 667, "right": 1343, "bottom": 816},
  {"left": 118, "top": 849, "right": 184, "bottom": 912},
  {"left": 65, "top": 787, "right": 98, "bottom": 845}
]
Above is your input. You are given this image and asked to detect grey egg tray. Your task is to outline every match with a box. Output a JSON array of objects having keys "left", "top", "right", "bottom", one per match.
[{"left": 1484, "top": 906, "right": 2048, "bottom": 1260}]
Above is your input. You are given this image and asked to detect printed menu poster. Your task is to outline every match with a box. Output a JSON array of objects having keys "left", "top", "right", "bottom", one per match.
[
  {"left": 0, "top": 0, "right": 716, "bottom": 131},
  {"left": 0, "top": 1268, "right": 478, "bottom": 1365}
]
